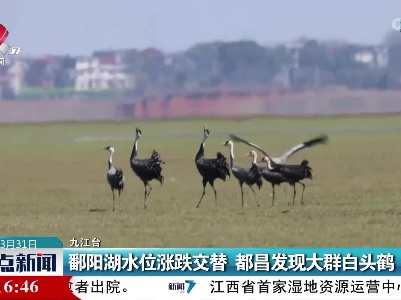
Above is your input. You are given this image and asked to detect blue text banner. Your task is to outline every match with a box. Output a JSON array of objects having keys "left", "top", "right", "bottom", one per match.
[{"left": 63, "top": 248, "right": 400, "bottom": 276}]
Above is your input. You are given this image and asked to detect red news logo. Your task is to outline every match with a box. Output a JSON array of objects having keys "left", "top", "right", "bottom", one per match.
[{"left": 0, "top": 23, "right": 21, "bottom": 58}]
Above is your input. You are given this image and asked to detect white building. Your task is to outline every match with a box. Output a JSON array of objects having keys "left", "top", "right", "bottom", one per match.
[
  {"left": 354, "top": 47, "right": 388, "bottom": 68},
  {"left": 354, "top": 50, "right": 374, "bottom": 65},
  {"left": 74, "top": 55, "right": 135, "bottom": 91}
]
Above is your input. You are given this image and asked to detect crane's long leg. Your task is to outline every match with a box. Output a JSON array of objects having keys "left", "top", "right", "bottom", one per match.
[
  {"left": 271, "top": 183, "right": 275, "bottom": 207},
  {"left": 143, "top": 182, "right": 148, "bottom": 209},
  {"left": 299, "top": 182, "right": 306, "bottom": 205},
  {"left": 117, "top": 189, "right": 122, "bottom": 212},
  {"left": 282, "top": 184, "right": 288, "bottom": 198},
  {"left": 239, "top": 181, "right": 244, "bottom": 208},
  {"left": 196, "top": 178, "right": 208, "bottom": 208},
  {"left": 111, "top": 189, "right": 115, "bottom": 211},
  {"left": 146, "top": 183, "right": 153, "bottom": 198},
  {"left": 209, "top": 180, "right": 217, "bottom": 207},
  {"left": 248, "top": 185, "right": 260, "bottom": 207},
  {"left": 292, "top": 184, "right": 297, "bottom": 206},
  {"left": 249, "top": 185, "right": 256, "bottom": 196}
]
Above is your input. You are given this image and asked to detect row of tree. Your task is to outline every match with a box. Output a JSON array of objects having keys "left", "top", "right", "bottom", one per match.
[
  {"left": 122, "top": 30, "right": 401, "bottom": 94},
  {"left": 19, "top": 30, "right": 401, "bottom": 96}
]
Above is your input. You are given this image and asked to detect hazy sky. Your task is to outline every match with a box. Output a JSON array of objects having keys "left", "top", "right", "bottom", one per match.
[{"left": 2, "top": 0, "right": 401, "bottom": 56}]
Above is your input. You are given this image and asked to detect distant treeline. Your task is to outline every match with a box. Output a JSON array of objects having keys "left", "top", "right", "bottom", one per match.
[{"left": 10, "top": 31, "right": 401, "bottom": 100}]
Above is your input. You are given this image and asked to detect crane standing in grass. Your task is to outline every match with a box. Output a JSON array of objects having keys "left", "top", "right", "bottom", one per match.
[
  {"left": 221, "top": 140, "right": 262, "bottom": 208},
  {"left": 195, "top": 125, "right": 230, "bottom": 208},
  {"left": 257, "top": 164, "right": 288, "bottom": 207},
  {"left": 104, "top": 146, "right": 125, "bottom": 211},
  {"left": 130, "top": 127, "right": 165, "bottom": 209}
]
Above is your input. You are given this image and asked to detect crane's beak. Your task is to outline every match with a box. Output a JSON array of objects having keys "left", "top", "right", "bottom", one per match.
[
  {"left": 245, "top": 153, "right": 251, "bottom": 156},
  {"left": 103, "top": 147, "right": 108, "bottom": 150},
  {"left": 219, "top": 143, "right": 225, "bottom": 146}
]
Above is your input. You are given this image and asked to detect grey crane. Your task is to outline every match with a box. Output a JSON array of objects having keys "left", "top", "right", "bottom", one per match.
[
  {"left": 104, "top": 146, "right": 125, "bottom": 211},
  {"left": 220, "top": 141, "right": 261, "bottom": 207},
  {"left": 195, "top": 125, "right": 230, "bottom": 208},
  {"left": 257, "top": 164, "right": 289, "bottom": 207},
  {"left": 228, "top": 133, "right": 327, "bottom": 205},
  {"left": 130, "top": 127, "right": 165, "bottom": 209},
  {"left": 229, "top": 133, "right": 328, "bottom": 164}
]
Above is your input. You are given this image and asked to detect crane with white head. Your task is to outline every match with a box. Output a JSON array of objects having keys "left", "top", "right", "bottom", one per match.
[
  {"left": 104, "top": 146, "right": 125, "bottom": 211},
  {"left": 130, "top": 127, "right": 165, "bottom": 209},
  {"left": 195, "top": 124, "right": 230, "bottom": 208},
  {"left": 220, "top": 141, "right": 262, "bottom": 208}
]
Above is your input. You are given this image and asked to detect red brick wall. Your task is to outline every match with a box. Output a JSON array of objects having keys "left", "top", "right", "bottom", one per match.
[{"left": 0, "top": 87, "right": 401, "bottom": 123}]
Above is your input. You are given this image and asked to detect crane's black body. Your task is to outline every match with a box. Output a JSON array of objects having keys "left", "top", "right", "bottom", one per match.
[
  {"left": 107, "top": 167, "right": 125, "bottom": 194},
  {"left": 104, "top": 146, "right": 125, "bottom": 211},
  {"left": 234, "top": 162, "right": 262, "bottom": 208},
  {"left": 195, "top": 126, "right": 230, "bottom": 208},
  {"left": 257, "top": 165, "right": 288, "bottom": 206},
  {"left": 245, "top": 164, "right": 263, "bottom": 190},
  {"left": 264, "top": 158, "right": 313, "bottom": 206},
  {"left": 130, "top": 128, "right": 165, "bottom": 208}
]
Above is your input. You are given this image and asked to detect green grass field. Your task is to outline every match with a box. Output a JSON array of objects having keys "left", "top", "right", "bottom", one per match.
[{"left": 0, "top": 116, "right": 400, "bottom": 248}]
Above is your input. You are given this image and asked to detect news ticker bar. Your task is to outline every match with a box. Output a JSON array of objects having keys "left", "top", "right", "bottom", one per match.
[
  {"left": 0, "top": 237, "right": 401, "bottom": 299},
  {"left": 0, "top": 247, "right": 399, "bottom": 276},
  {"left": 68, "top": 276, "right": 401, "bottom": 300},
  {"left": 0, "top": 276, "right": 401, "bottom": 299}
]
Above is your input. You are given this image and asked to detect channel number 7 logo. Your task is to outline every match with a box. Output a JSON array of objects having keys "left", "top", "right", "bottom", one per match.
[{"left": 0, "top": 24, "right": 21, "bottom": 55}]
